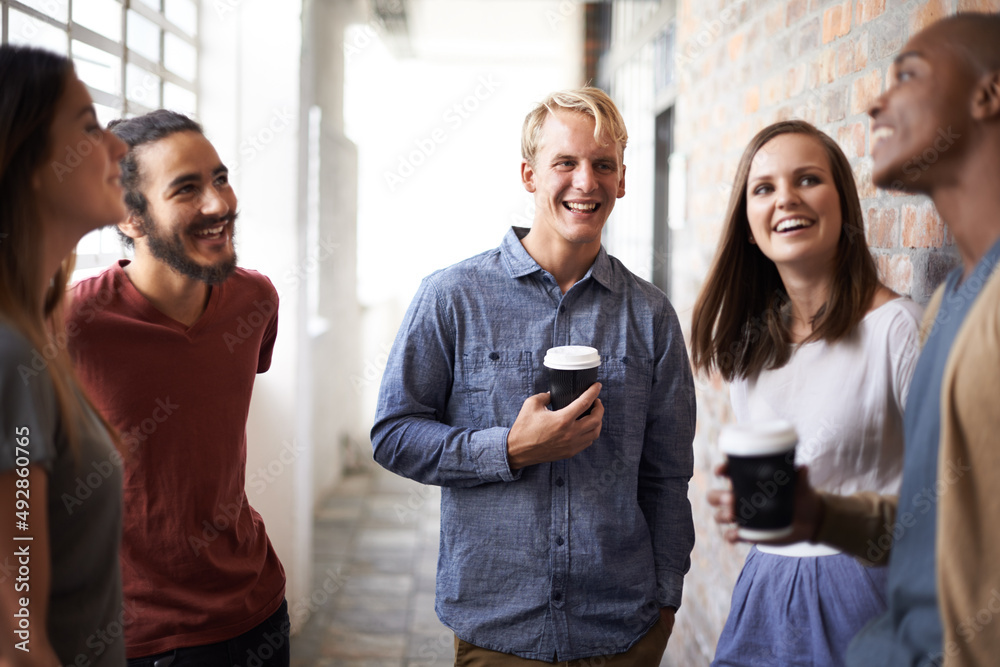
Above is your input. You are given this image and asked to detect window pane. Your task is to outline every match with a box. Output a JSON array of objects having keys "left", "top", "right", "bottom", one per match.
[
  {"left": 126, "top": 63, "right": 160, "bottom": 107},
  {"left": 72, "top": 40, "right": 122, "bottom": 98},
  {"left": 163, "top": 82, "right": 196, "bottom": 116},
  {"left": 73, "top": 0, "right": 122, "bottom": 42},
  {"left": 17, "top": 0, "right": 69, "bottom": 23},
  {"left": 164, "top": 0, "right": 196, "bottom": 37},
  {"left": 94, "top": 102, "right": 121, "bottom": 127},
  {"left": 99, "top": 226, "right": 123, "bottom": 254},
  {"left": 127, "top": 9, "right": 160, "bottom": 62},
  {"left": 76, "top": 228, "right": 102, "bottom": 256},
  {"left": 164, "top": 32, "right": 195, "bottom": 79},
  {"left": 134, "top": 0, "right": 162, "bottom": 10},
  {"left": 8, "top": 9, "right": 67, "bottom": 53}
]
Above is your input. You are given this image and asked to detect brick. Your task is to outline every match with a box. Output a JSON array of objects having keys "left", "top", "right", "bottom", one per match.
[
  {"left": 812, "top": 47, "right": 836, "bottom": 86},
  {"left": 851, "top": 68, "right": 883, "bottom": 116},
  {"left": 838, "top": 121, "right": 866, "bottom": 157},
  {"left": 745, "top": 86, "right": 760, "bottom": 114},
  {"left": 824, "top": 87, "right": 848, "bottom": 123},
  {"left": 958, "top": 0, "right": 1000, "bottom": 10},
  {"left": 856, "top": 0, "right": 887, "bottom": 24},
  {"left": 902, "top": 201, "right": 947, "bottom": 248},
  {"left": 837, "top": 39, "right": 855, "bottom": 77},
  {"left": 871, "top": 17, "right": 908, "bottom": 59},
  {"left": 786, "top": 64, "right": 806, "bottom": 99},
  {"left": 877, "top": 253, "right": 914, "bottom": 294},
  {"left": 855, "top": 32, "right": 869, "bottom": 71},
  {"left": 766, "top": 6, "right": 785, "bottom": 34},
  {"left": 787, "top": 0, "right": 809, "bottom": 26},
  {"left": 728, "top": 32, "right": 746, "bottom": 62},
  {"left": 866, "top": 207, "right": 898, "bottom": 248},
  {"left": 911, "top": 0, "right": 950, "bottom": 33},
  {"left": 794, "top": 18, "right": 822, "bottom": 57},
  {"left": 854, "top": 158, "right": 877, "bottom": 199},
  {"left": 764, "top": 74, "right": 783, "bottom": 106},
  {"left": 822, "top": 1, "right": 853, "bottom": 44}
]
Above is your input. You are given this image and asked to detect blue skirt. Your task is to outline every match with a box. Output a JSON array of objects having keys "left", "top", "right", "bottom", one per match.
[{"left": 711, "top": 547, "right": 889, "bottom": 667}]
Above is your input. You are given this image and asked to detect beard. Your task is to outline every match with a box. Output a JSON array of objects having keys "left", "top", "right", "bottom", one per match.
[{"left": 140, "top": 211, "right": 239, "bottom": 285}]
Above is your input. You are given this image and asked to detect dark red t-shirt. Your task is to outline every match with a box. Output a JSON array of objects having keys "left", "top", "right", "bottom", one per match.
[{"left": 67, "top": 260, "right": 285, "bottom": 657}]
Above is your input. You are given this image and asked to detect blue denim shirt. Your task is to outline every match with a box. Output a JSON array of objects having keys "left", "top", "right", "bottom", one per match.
[{"left": 371, "top": 227, "right": 695, "bottom": 661}]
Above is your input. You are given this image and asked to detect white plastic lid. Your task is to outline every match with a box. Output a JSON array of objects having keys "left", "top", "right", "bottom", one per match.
[
  {"left": 719, "top": 420, "right": 797, "bottom": 456},
  {"left": 543, "top": 345, "right": 601, "bottom": 370}
]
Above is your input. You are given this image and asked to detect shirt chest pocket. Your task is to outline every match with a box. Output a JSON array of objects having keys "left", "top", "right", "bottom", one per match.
[
  {"left": 455, "top": 350, "right": 534, "bottom": 430},
  {"left": 598, "top": 356, "right": 652, "bottom": 438}
]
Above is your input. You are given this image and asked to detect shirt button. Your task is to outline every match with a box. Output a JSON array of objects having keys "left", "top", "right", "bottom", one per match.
[
  {"left": 489, "top": 352, "right": 499, "bottom": 360},
  {"left": 555, "top": 477, "right": 564, "bottom": 487},
  {"left": 556, "top": 536, "right": 564, "bottom": 546},
  {"left": 553, "top": 592, "right": 562, "bottom": 601},
  {"left": 559, "top": 305, "right": 566, "bottom": 313}
]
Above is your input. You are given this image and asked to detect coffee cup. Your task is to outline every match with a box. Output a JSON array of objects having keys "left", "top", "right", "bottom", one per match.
[
  {"left": 720, "top": 420, "right": 798, "bottom": 541},
  {"left": 543, "top": 346, "right": 600, "bottom": 415}
]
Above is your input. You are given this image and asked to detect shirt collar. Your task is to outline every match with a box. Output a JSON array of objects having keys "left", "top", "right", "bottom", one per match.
[{"left": 500, "top": 227, "right": 615, "bottom": 291}]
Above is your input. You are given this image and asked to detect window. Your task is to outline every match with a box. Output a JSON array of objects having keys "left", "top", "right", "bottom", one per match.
[{"left": 2, "top": 0, "right": 199, "bottom": 274}]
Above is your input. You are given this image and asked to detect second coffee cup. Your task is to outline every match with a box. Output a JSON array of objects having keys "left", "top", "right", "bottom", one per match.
[
  {"left": 543, "top": 346, "right": 600, "bottom": 415},
  {"left": 720, "top": 420, "right": 798, "bottom": 541}
]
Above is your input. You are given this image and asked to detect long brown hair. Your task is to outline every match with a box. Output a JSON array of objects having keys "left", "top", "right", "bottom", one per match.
[
  {"left": 691, "top": 120, "right": 879, "bottom": 382},
  {"left": 0, "top": 45, "right": 109, "bottom": 449}
]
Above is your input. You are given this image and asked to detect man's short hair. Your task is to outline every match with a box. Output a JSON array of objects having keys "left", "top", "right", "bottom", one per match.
[
  {"left": 108, "top": 110, "right": 203, "bottom": 249},
  {"left": 521, "top": 87, "right": 628, "bottom": 166}
]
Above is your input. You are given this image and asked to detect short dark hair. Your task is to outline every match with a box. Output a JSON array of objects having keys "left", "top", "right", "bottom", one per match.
[{"left": 108, "top": 110, "right": 203, "bottom": 249}]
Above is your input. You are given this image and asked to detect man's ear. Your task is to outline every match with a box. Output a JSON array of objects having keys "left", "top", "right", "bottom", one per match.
[
  {"left": 521, "top": 160, "right": 536, "bottom": 193},
  {"left": 971, "top": 70, "right": 1000, "bottom": 121},
  {"left": 617, "top": 164, "right": 626, "bottom": 199},
  {"left": 117, "top": 212, "right": 145, "bottom": 242}
]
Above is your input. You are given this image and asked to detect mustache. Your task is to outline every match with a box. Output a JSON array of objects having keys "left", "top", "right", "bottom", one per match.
[{"left": 189, "top": 210, "right": 239, "bottom": 232}]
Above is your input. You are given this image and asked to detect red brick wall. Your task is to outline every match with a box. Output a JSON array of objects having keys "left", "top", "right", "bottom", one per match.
[{"left": 666, "top": 1, "right": 1000, "bottom": 664}]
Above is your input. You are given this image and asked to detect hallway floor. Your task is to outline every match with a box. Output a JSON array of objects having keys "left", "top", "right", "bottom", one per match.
[{"left": 291, "top": 466, "right": 453, "bottom": 667}]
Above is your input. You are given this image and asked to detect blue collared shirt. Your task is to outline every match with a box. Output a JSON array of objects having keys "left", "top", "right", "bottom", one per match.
[{"left": 372, "top": 227, "right": 695, "bottom": 661}]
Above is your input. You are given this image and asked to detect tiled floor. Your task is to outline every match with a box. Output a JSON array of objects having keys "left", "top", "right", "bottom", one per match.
[{"left": 291, "top": 466, "right": 453, "bottom": 667}]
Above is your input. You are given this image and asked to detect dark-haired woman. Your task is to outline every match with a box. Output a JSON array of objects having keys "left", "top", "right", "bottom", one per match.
[
  {"left": 0, "top": 45, "right": 127, "bottom": 665},
  {"left": 692, "top": 120, "right": 922, "bottom": 666}
]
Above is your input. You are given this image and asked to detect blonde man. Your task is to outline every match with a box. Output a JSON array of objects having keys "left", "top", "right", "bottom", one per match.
[{"left": 372, "top": 87, "right": 695, "bottom": 665}]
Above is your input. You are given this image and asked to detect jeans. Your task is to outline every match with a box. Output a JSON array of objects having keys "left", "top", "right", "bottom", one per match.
[{"left": 126, "top": 599, "right": 290, "bottom": 667}]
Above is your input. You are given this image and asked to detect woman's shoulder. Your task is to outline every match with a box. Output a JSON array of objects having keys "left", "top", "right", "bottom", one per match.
[{"left": 861, "top": 292, "right": 924, "bottom": 345}]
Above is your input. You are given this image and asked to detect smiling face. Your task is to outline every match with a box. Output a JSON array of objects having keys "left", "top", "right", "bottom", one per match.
[
  {"left": 746, "top": 133, "right": 843, "bottom": 273},
  {"left": 521, "top": 110, "right": 625, "bottom": 250},
  {"left": 868, "top": 22, "right": 979, "bottom": 191},
  {"left": 34, "top": 72, "right": 128, "bottom": 242},
  {"left": 126, "top": 130, "right": 238, "bottom": 284}
]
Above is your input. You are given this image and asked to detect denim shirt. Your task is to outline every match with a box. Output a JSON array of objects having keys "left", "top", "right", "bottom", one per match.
[{"left": 371, "top": 227, "right": 695, "bottom": 661}]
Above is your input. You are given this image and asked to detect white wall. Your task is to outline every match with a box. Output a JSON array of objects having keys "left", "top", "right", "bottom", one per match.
[{"left": 199, "top": 0, "right": 314, "bottom": 629}]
